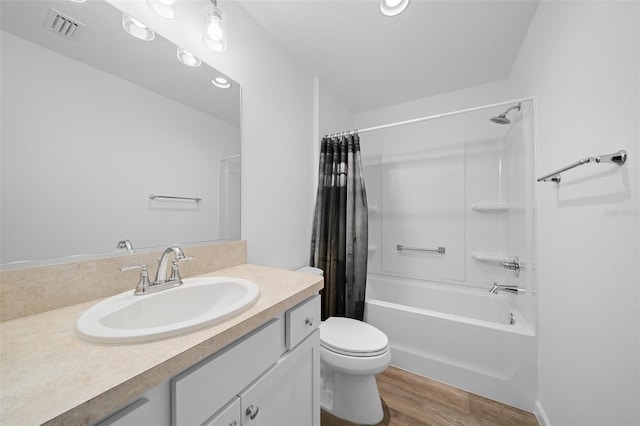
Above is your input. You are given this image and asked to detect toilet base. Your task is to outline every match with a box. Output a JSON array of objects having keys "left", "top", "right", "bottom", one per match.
[{"left": 321, "top": 365, "right": 384, "bottom": 425}]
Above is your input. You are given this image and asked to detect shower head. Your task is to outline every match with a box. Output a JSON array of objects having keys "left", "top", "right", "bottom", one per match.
[{"left": 490, "top": 103, "right": 521, "bottom": 125}]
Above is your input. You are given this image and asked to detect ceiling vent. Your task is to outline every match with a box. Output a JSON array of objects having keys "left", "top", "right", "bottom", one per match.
[{"left": 42, "top": 8, "right": 85, "bottom": 40}]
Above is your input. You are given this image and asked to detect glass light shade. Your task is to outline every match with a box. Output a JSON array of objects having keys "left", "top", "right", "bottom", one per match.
[
  {"left": 202, "top": 3, "right": 227, "bottom": 52},
  {"left": 177, "top": 47, "right": 202, "bottom": 67},
  {"left": 147, "top": 0, "right": 176, "bottom": 19},
  {"left": 122, "top": 14, "right": 155, "bottom": 41},
  {"left": 380, "top": 0, "right": 409, "bottom": 16},
  {"left": 211, "top": 76, "right": 231, "bottom": 89}
]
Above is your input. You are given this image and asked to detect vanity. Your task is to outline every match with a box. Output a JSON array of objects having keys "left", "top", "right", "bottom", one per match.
[
  {"left": 0, "top": 257, "right": 323, "bottom": 426},
  {"left": 0, "top": 1, "right": 322, "bottom": 423}
]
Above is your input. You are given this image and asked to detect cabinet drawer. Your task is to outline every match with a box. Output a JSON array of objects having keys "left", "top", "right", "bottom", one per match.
[
  {"left": 172, "top": 318, "right": 284, "bottom": 426},
  {"left": 286, "top": 295, "right": 320, "bottom": 350}
]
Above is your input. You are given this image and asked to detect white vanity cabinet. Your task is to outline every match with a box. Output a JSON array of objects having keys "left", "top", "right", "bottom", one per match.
[
  {"left": 239, "top": 329, "right": 319, "bottom": 426},
  {"left": 176, "top": 294, "right": 321, "bottom": 426},
  {"left": 95, "top": 381, "right": 171, "bottom": 426},
  {"left": 99, "top": 295, "right": 321, "bottom": 426}
]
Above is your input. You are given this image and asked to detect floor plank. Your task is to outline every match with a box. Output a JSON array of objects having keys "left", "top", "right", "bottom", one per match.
[{"left": 321, "top": 366, "right": 538, "bottom": 426}]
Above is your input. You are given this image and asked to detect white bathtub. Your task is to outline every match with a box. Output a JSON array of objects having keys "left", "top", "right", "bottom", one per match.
[{"left": 364, "top": 273, "right": 536, "bottom": 411}]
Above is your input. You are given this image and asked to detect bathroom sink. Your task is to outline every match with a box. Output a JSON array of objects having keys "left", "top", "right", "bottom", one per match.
[{"left": 76, "top": 277, "right": 260, "bottom": 343}]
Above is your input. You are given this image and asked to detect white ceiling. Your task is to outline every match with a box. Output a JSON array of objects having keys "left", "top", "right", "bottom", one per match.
[{"left": 238, "top": 0, "right": 539, "bottom": 114}]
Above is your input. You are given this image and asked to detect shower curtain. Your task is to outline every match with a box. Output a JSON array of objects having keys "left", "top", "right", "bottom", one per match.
[{"left": 310, "top": 133, "right": 368, "bottom": 321}]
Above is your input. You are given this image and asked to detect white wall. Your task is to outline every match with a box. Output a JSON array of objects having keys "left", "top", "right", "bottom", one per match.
[
  {"left": 353, "top": 80, "right": 524, "bottom": 289},
  {"left": 319, "top": 82, "right": 354, "bottom": 137},
  {"left": 508, "top": 2, "right": 639, "bottom": 425},
  {"left": 354, "top": 80, "right": 513, "bottom": 130},
  {"left": 0, "top": 30, "right": 239, "bottom": 263},
  {"left": 106, "top": 0, "right": 316, "bottom": 269}
]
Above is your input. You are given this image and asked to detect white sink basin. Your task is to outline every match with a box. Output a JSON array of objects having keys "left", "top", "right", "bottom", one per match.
[{"left": 76, "top": 277, "right": 260, "bottom": 343}]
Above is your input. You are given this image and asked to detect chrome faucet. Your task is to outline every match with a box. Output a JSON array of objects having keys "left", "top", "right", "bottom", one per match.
[
  {"left": 120, "top": 245, "right": 192, "bottom": 295},
  {"left": 155, "top": 245, "right": 190, "bottom": 284},
  {"left": 117, "top": 239, "right": 133, "bottom": 250},
  {"left": 489, "top": 282, "right": 524, "bottom": 295}
]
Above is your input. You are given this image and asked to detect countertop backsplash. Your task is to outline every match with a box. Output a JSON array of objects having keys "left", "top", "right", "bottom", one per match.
[{"left": 0, "top": 240, "right": 247, "bottom": 322}]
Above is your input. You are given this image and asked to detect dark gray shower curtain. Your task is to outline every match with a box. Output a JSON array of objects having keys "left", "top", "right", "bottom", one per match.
[{"left": 310, "top": 133, "right": 368, "bottom": 321}]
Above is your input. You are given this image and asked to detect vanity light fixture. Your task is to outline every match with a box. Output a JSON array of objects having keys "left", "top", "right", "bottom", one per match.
[
  {"left": 69, "top": 0, "right": 87, "bottom": 3},
  {"left": 122, "top": 14, "right": 155, "bottom": 41},
  {"left": 202, "top": 0, "right": 227, "bottom": 53},
  {"left": 147, "top": 0, "right": 177, "bottom": 20},
  {"left": 177, "top": 47, "right": 202, "bottom": 67},
  {"left": 211, "top": 76, "right": 231, "bottom": 89},
  {"left": 380, "top": 0, "right": 410, "bottom": 16}
]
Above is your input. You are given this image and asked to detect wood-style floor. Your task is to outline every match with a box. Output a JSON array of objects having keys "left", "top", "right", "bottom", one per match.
[{"left": 321, "top": 366, "right": 539, "bottom": 426}]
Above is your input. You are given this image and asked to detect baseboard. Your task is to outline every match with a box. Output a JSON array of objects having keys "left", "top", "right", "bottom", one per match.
[{"left": 534, "top": 400, "right": 551, "bottom": 426}]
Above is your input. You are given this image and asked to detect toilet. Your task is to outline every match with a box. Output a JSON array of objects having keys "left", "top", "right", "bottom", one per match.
[{"left": 297, "top": 267, "right": 391, "bottom": 425}]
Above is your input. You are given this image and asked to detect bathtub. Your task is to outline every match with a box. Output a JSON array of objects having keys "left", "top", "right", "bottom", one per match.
[{"left": 364, "top": 273, "right": 536, "bottom": 411}]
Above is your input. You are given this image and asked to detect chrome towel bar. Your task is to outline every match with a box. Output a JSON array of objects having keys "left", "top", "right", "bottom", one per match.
[
  {"left": 149, "top": 194, "right": 202, "bottom": 202},
  {"left": 397, "top": 244, "right": 446, "bottom": 254},
  {"left": 537, "top": 150, "right": 627, "bottom": 183}
]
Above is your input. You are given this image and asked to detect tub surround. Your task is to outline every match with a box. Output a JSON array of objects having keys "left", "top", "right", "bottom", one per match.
[
  {"left": 0, "top": 240, "right": 247, "bottom": 322},
  {"left": 0, "top": 257, "right": 323, "bottom": 425}
]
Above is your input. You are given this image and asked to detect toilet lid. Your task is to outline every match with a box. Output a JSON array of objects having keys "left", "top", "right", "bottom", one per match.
[{"left": 320, "top": 317, "right": 389, "bottom": 357}]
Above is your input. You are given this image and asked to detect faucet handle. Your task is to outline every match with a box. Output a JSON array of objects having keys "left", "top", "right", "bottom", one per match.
[
  {"left": 120, "top": 264, "right": 147, "bottom": 272},
  {"left": 120, "top": 264, "right": 151, "bottom": 295},
  {"left": 168, "top": 256, "right": 194, "bottom": 283}
]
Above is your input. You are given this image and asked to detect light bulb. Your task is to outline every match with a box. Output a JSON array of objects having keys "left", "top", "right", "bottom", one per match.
[
  {"left": 147, "top": 0, "right": 176, "bottom": 19},
  {"left": 211, "top": 76, "right": 231, "bottom": 89},
  {"left": 177, "top": 47, "right": 201, "bottom": 67},
  {"left": 380, "top": 0, "right": 409, "bottom": 16},
  {"left": 202, "top": 1, "right": 227, "bottom": 52},
  {"left": 207, "top": 17, "right": 223, "bottom": 41},
  {"left": 122, "top": 14, "right": 155, "bottom": 41}
]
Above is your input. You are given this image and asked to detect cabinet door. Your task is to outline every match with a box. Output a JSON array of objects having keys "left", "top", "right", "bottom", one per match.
[
  {"left": 240, "top": 329, "right": 320, "bottom": 426},
  {"left": 172, "top": 318, "right": 284, "bottom": 425},
  {"left": 203, "top": 397, "right": 241, "bottom": 426}
]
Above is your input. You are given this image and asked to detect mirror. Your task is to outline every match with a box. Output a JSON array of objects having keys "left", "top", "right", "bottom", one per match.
[{"left": 0, "top": 0, "right": 241, "bottom": 267}]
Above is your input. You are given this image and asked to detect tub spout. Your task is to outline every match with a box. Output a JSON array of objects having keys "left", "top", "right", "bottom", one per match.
[{"left": 489, "top": 282, "right": 523, "bottom": 295}]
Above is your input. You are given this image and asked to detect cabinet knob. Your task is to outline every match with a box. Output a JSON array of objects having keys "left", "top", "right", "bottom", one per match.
[
  {"left": 305, "top": 317, "right": 314, "bottom": 326},
  {"left": 229, "top": 422, "right": 237, "bottom": 426},
  {"left": 246, "top": 404, "right": 259, "bottom": 420}
]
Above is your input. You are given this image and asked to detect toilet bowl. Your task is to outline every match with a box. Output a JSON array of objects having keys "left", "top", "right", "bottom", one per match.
[{"left": 296, "top": 267, "right": 391, "bottom": 425}]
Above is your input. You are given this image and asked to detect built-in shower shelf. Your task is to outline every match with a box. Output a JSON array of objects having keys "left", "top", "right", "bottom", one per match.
[
  {"left": 471, "top": 252, "right": 511, "bottom": 264},
  {"left": 470, "top": 203, "right": 524, "bottom": 213}
]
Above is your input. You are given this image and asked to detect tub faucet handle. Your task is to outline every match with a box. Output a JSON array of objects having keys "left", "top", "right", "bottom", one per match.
[{"left": 500, "top": 256, "right": 520, "bottom": 278}]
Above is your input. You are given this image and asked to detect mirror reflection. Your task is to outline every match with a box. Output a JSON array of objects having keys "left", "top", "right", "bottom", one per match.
[{"left": 0, "top": 0, "right": 241, "bottom": 266}]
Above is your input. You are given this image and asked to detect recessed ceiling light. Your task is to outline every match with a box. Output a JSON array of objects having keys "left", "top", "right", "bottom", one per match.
[
  {"left": 177, "top": 47, "right": 201, "bottom": 67},
  {"left": 211, "top": 76, "right": 231, "bottom": 89},
  {"left": 147, "top": 0, "right": 176, "bottom": 19},
  {"left": 380, "top": 0, "right": 409, "bottom": 17},
  {"left": 122, "top": 14, "right": 155, "bottom": 41}
]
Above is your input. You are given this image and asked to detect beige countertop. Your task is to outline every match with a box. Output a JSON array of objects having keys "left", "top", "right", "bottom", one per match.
[{"left": 0, "top": 264, "right": 323, "bottom": 426}]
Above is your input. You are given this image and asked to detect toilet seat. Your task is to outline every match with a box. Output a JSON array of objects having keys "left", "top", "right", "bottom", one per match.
[{"left": 320, "top": 317, "right": 389, "bottom": 357}]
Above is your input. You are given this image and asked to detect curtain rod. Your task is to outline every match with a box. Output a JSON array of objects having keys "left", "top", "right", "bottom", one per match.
[{"left": 325, "top": 97, "right": 535, "bottom": 137}]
